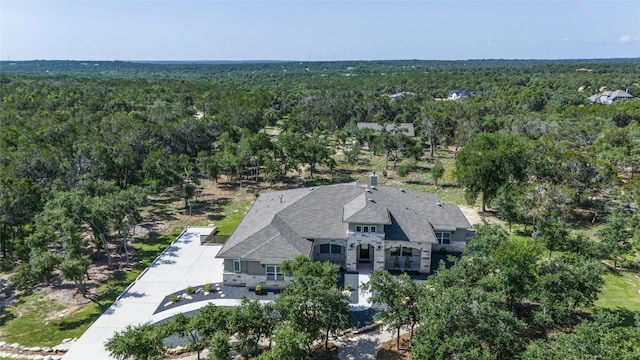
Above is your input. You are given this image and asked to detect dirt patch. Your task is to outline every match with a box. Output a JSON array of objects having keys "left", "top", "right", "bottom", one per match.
[{"left": 377, "top": 332, "right": 413, "bottom": 360}]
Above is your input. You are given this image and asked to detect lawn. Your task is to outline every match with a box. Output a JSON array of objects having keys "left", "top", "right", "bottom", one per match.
[
  {"left": 213, "top": 199, "right": 252, "bottom": 235},
  {"left": 595, "top": 269, "right": 640, "bottom": 313}
]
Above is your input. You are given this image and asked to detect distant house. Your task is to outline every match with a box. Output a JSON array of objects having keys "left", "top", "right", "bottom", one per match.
[
  {"left": 589, "top": 90, "right": 633, "bottom": 104},
  {"left": 388, "top": 91, "right": 415, "bottom": 100},
  {"left": 356, "top": 122, "right": 415, "bottom": 137},
  {"left": 448, "top": 90, "right": 480, "bottom": 100},
  {"left": 216, "top": 176, "right": 472, "bottom": 289}
]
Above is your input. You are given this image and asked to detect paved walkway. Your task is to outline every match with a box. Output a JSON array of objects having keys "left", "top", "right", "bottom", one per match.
[{"left": 64, "top": 227, "right": 219, "bottom": 360}]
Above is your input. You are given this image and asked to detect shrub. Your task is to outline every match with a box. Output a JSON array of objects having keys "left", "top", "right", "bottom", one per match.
[
  {"left": 439, "top": 247, "right": 448, "bottom": 255},
  {"left": 185, "top": 285, "right": 193, "bottom": 294},
  {"left": 204, "top": 283, "right": 213, "bottom": 293},
  {"left": 396, "top": 159, "right": 417, "bottom": 177},
  {"left": 170, "top": 294, "right": 179, "bottom": 302}
]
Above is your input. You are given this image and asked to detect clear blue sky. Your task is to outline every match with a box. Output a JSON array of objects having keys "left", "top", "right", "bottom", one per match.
[{"left": 1, "top": 0, "right": 639, "bottom": 61}]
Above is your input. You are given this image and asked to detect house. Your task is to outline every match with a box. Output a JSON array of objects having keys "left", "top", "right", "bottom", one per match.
[
  {"left": 216, "top": 173, "right": 472, "bottom": 289},
  {"left": 589, "top": 89, "right": 633, "bottom": 104},
  {"left": 388, "top": 91, "right": 415, "bottom": 100},
  {"left": 356, "top": 122, "right": 415, "bottom": 137},
  {"left": 448, "top": 90, "right": 480, "bottom": 100}
]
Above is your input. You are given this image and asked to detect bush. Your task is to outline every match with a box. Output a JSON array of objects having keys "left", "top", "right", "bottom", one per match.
[
  {"left": 170, "top": 294, "right": 179, "bottom": 302},
  {"left": 439, "top": 247, "right": 448, "bottom": 255},
  {"left": 396, "top": 159, "right": 417, "bottom": 177},
  {"left": 204, "top": 283, "right": 213, "bottom": 293},
  {"left": 185, "top": 285, "right": 193, "bottom": 294}
]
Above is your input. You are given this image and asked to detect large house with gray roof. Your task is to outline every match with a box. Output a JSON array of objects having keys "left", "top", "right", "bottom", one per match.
[
  {"left": 589, "top": 89, "right": 633, "bottom": 104},
  {"left": 216, "top": 173, "right": 472, "bottom": 289}
]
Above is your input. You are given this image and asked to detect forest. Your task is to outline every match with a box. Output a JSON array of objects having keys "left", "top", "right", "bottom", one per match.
[{"left": 1, "top": 58, "right": 640, "bottom": 359}]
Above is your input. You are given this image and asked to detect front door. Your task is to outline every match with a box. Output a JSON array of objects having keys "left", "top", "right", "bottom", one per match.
[{"left": 359, "top": 245, "right": 370, "bottom": 263}]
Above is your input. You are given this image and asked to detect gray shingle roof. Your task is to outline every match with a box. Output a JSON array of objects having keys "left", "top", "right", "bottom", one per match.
[
  {"left": 342, "top": 192, "right": 391, "bottom": 224},
  {"left": 356, "top": 123, "right": 415, "bottom": 137},
  {"left": 216, "top": 183, "right": 472, "bottom": 261}
]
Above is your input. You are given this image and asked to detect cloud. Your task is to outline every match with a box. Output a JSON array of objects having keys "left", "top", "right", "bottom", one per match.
[{"left": 619, "top": 35, "right": 632, "bottom": 43}]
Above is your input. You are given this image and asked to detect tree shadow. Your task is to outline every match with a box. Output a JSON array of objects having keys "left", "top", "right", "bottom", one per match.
[{"left": 598, "top": 307, "right": 640, "bottom": 327}]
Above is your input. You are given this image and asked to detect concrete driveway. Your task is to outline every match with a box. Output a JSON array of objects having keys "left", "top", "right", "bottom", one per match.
[{"left": 64, "top": 226, "right": 220, "bottom": 360}]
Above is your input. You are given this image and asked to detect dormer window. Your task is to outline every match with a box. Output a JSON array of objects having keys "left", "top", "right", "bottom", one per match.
[{"left": 355, "top": 225, "right": 377, "bottom": 234}]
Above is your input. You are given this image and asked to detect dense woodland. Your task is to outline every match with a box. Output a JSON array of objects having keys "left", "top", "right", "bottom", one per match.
[{"left": 1, "top": 59, "right": 640, "bottom": 358}]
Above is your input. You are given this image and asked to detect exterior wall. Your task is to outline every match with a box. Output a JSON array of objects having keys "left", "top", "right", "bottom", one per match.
[
  {"left": 222, "top": 259, "right": 289, "bottom": 289},
  {"left": 451, "top": 228, "right": 467, "bottom": 242},
  {"left": 312, "top": 239, "right": 347, "bottom": 268},
  {"left": 432, "top": 228, "right": 468, "bottom": 252}
]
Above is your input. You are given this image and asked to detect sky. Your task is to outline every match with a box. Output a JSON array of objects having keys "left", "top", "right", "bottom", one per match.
[{"left": 1, "top": 0, "right": 639, "bottom": 61}]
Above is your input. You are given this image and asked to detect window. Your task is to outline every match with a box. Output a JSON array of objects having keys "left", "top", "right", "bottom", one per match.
[
  {"left": 435, "top": 232, "right": 451, "bottom": 245},
  {"left": 266, "top": 265, "right": 284, "bottom": 281},
  {"left": 319, "top": 244, "right": 331, "bottom": 254},
  {"left": 356, "top": 225, "right": 377, "bottom": 234},
  {"left": 390, "top": 246, "right": 413, "bottom": 256},
  {"left": 331, "top": 244, "right": 342, "bottom": 254},
  {"left": 401, "top": 247, "right": 413, "bottom": 256},
  {"left": 233, "top": 260, "right": 241, "bottom": 272},
  {"left": 320, "top": 244, "right": 342, "bottom": 254}
]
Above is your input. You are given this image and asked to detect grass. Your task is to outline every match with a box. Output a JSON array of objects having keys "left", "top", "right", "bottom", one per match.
[
  {"left": 213, "top": 199, "right": 252, "bottom": 235},
  {"left": 0, "top": 231, "right": 177, "bottom": 347},
  {"left": 595, "top": 269, "right": 640, "bottom": 312}
]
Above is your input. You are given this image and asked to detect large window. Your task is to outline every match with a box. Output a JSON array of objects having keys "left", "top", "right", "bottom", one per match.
[
  {"left": 435, "top": 232, "right": 451, "bottom": 244},
  {"left": 266, "top": 265, "right": 284, "bottom": 281},
  {"left": 319, "top": 244, "right": 342, "bottom": 254},
  {"left": 233, "top": 259, "right": 241, "bottom": 272}
]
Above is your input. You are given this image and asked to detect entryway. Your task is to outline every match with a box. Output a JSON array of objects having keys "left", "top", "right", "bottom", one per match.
[{"left": 357, "top": 244, "right": 373, "bottom": 271}]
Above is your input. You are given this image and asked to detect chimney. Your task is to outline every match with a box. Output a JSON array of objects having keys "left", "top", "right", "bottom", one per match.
[{"left": 370, "top": 171, "right": 378, "bottom": 187}]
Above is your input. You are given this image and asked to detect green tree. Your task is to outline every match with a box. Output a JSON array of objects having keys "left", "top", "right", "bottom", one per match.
[
  {"left": 536, "top": 218, "right": 571, "bottom": 258},
  {"left": 362, "top": 270, "right": 423, "bottom": 349},
  {"left": 431, "top": 160, "right": 445, "bottom": 187},
  {"left": 414, "top": 275, "right": 526, "bottom": 360},
  {"left": 279, "top": 256, "right": 350, "bottom": 349},
  {"left": 256, "top": 323, "right": 310, "bottom": 360},
  {"left": 58, "top": 257, "right": 91, "bottom": 297},
  {"left": 531, "top": 257, "right": 604, "bottom": 327},
  {"left": 455, "top": 132, "right": 532, "bottom": 212},
  {"left": 104, "top": 322, "right": 165, "bottom": 360},
  {"left": 228, "top": 297, "right": 273, "bottom": 357},
  {"left": 523, "top": 311, "right": 640, "bottom": 359},
  {"left": 207, "top": 331, "right": 231, "bottom": 360},
  {"left": 597, "top": 210, "right": 635, "bottom": 267}
]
